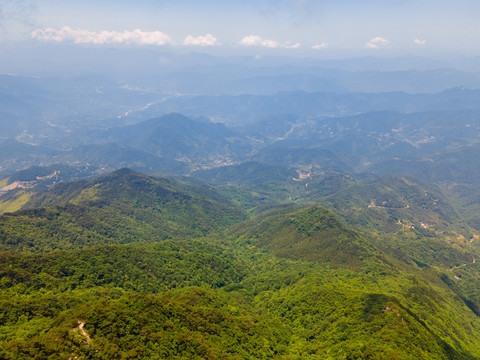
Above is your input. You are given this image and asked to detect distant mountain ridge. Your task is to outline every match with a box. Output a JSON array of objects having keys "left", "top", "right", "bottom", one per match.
[{"left": 95, "top": 113, "right": 253, "bottom": 169}]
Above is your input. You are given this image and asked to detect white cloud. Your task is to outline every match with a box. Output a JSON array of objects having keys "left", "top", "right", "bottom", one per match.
[
  {"left": 366, "top": 36, "right": 389, "bottom": 49},
  {"left": 239, "top": 35, "right": 300, "bottom": 49},
  {"left": 240, "top": 35, "right": 279, "bottom": 48},
  {"left": 183, "top": 33, "right": 217, "bottom": 46},
  {"left": 284, "top": 42, "right": 301, "bottom": 49},
  {"left": 312, "top": 42, "right": 328, "bottom": 49},
  {"left": 31, "top": 26, "right": 171, "bottom": 46},
  {"left": 413, "top": 38, "right": 427, "bottom": 46}
]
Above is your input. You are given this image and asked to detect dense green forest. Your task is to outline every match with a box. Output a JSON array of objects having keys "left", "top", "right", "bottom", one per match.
[{"left": 1, "top": 169, "right": 480, "bottom": 359}]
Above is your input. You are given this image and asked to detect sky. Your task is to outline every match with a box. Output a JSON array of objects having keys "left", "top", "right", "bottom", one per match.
[{"left": 1, "top": 0, "right": 480, "bottom": 58}]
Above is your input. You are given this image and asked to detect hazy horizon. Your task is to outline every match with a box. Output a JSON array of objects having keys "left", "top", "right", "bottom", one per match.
[{"left": 2, "top": 0, "right": 480, "bottom": 77}]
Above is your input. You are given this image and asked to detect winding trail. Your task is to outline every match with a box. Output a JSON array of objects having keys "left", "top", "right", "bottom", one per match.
[{"left": 77, "top": 321, "right": 91, "bottom": 344}]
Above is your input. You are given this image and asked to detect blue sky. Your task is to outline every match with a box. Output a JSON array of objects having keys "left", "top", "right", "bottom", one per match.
[{"left": 2, "top": 0, "right": 480, "bottom": 56}]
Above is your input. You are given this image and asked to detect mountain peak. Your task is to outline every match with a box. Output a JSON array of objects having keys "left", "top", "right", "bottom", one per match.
[{"left": 234, "top": 205, "right": 377, "bottom": 270}]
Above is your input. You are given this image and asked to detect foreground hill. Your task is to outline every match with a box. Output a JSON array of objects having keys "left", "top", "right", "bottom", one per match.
[
  {"left": 232, "top": 205, "right": 380, "bottom": 270},
  {"left": 0, "top": 169, "right": 244, "bottom": 252},
  {"left": 1, "top": 169, "right": 480, "bottom": 359}
]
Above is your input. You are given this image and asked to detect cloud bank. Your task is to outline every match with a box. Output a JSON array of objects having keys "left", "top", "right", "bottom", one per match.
[
  {"left": 31, "top": 27, "right": 171, "bottom": 46},
  {"left": 366, "top": 36, "right": 389, "bottom": 49},
  {"left": 183, "top": 33, "right": 217, "bottom": 46}
]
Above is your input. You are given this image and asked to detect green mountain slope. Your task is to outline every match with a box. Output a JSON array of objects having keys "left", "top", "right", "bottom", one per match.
[
  {"left": 191, "top": 161, "right": 302, "bottom": 212},
  {"left": 2, "top": 170, "right": 480, "bottom": 359},
  {"left": 317, "top": 175, "right": 463, "bottom": 234},
  {"left": 232, "top": 205, "right": 380, "bottom": 270},
  {"left": 0, "top": 169, "right": 244, "bottom": 252}
]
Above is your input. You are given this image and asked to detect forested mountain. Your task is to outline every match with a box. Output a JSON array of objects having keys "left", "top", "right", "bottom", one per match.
[
  {"left": 95, "top": 113, "right": 253, "bottom": 168},
  {"left": 2, "top": 167, "right": 480, "bottom": 358},
  {"left": 3, "top": 53, "right": 480, "bottom": 358},
  {"left": 0, "top": 169, "right": 243, "bottom": 252}
]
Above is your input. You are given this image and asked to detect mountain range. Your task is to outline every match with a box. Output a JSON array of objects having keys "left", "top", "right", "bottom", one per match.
[
  {"left": 2, "top": 168, "right": 480, "bottom": 358},
  {"left": 3, "top": 54, "right": 480, "bottom": 358}
]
